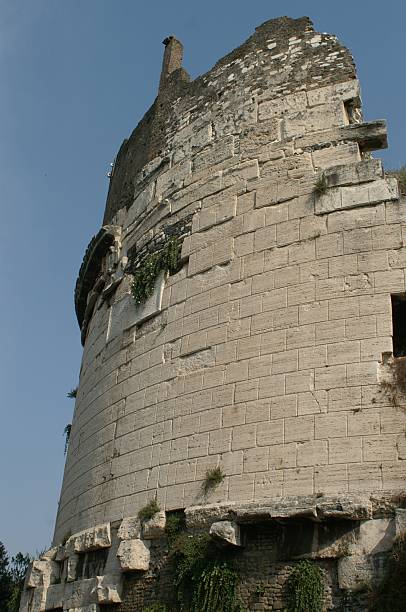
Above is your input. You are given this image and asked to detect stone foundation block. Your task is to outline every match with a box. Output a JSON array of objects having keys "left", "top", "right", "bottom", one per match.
[
  {"left": 117, "top": 540, "right": 150, "bottom": 571},
  {"left": 142, "top": 510, "right": 166, "bottom": 539},
  {"left": 26, "top": 559, "right": 60, "bottom": 588},
  {"left": 67, "top": 523, "right": 111, "bottom": 553},
  {"left": 338, "top": 555, "right": 374, "bottom": 590}
]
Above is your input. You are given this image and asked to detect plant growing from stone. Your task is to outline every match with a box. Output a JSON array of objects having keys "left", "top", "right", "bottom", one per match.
[
  {"left": 67, "top": 388, "right": 77, "bottom": 399},
  {"left": 202, "top": 466, "right": 224, "bottom": 495},
  {"left": 142, "top": 604, "right": 168, "bottom": 612},
  {"left": 285, "top": 560, "right": 324, "bottom": 612},
  {"left": 192, "top": 562, "right": 239, "bottom": 612},
  {"left": 170, "top": 532, "right": 240, "bottom": 611},
  {"left": 165, "top": 511, "right": 185, "bottom": 545},
  {"left": 131, "top": 236, "right": 181, "bottom": 305},
  {"left": 313, "top": 173, "right": 328, "bottom": 196},
  {"left": 138, "top": 498, "right": 160, "bottom": 521}
]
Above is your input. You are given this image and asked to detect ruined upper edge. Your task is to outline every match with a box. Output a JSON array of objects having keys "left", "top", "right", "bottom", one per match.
[{"left": 101, "top": 15, "right": 354, "bottom": 226}]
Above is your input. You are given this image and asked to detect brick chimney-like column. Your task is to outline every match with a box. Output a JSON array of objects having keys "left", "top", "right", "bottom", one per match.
[{"left": 159, "top": 36, "right": 183, "bottom": 93}]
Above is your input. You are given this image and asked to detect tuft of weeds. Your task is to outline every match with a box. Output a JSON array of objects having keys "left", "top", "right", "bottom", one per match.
[
  {"left": 202, "top": 466, "right": 224, "bottom": 495},
  {"left": 313, "top": 173, "right": 328, "bottom": 196},
  {"left": 138, "top": 498, "right": 160, "bottom": 521}
]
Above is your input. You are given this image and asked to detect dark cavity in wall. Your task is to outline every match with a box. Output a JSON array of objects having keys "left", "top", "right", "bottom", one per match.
[{"left": 392, "top": 294, "right": 406, "bottom": 357}]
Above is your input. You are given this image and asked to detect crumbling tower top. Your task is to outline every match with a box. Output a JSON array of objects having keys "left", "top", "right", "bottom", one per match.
[{"left": 159, "top": 35, "right": 184, "bottom": 93}]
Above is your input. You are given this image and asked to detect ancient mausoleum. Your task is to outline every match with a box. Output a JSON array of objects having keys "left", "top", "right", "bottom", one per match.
[{"left": 21, "top": 16, "right": 406, "bottom": 612}]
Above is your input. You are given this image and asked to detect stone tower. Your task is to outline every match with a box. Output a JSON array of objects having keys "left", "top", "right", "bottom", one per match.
[{"left": 21, "top": 16, "right": 406, "bottom": 612}]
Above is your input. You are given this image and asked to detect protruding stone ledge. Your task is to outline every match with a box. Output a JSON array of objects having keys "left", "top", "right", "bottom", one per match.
[
  {"left": 66, "top": 523, "right": 111, "bottom": 553},
  {"left": 210, "top": 521, "right": 242, "bottom": 547},
  {"left": 185, "top": 494, "right": 373, "bottom": 528},
  {"left": 295, "top": 119, "right": 388, "bottom": 152}
]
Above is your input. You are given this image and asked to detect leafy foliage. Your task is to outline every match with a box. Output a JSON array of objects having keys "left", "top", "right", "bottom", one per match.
[
  {"left": 369, "top": 532, "right": 406, "bottom": 611},
  {"left": 67, "top": 388, "right": 77, "bottom": 399},
  {"left": 313, "top": 173, "right": 328, "bottom": 196},
  {"left": 165, "top": 511, "right": 186, "bottom": 546},
  {"left": 138, "top": 498, "right": 160, "bottom": 521},
  {"left": 170, "top": 533, "right": 240, "bottom": 611},
  {"left": 202, "top": 466, "right": 224, "bottom": 495},
  {"left": 0, "top": 542, "right": 31, "bottom": 612},
  {"left": 131, "top": 237, "right": 181, "bottom": 305},
  {"left": 192, "top": 563, "right": 239, "bottom": 612},
  {"left": 285, "top": 560, "right": 324, "bottom": 612},
  {"left": 63, "top": 424, "right": 71, "bottom": 455},
  {"left": 142, "top": 604, "right": 168, "bottom": 612}
]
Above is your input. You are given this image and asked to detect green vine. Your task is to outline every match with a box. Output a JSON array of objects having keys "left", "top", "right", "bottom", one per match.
[
  {"left": 193, "top": 563, "right": 238, "bottom": 612},
  {"left": 285, "top": 560, "right": 324, "bottom": 612},
  {"left": 142, "top": 605, "right": 168, "bottom": 612},
  {"left": 170, "top": 532, "right": 240, "bottom": 611},
  {"left": 165, "top": 511, "right": 185, "bottom": 546},
  {"left": 131, "top": 237, "right": 181, "bottom": 305}
]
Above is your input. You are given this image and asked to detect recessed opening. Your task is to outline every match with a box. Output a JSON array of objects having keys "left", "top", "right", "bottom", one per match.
[{"left": 391, "top": 294, "right": 406, "bottom": 357}]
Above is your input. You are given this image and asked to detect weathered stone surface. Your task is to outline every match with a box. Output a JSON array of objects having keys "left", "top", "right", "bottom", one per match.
[
  {"left": 117, "top": 540, "right": 150, "bottom": 571},
  {"left": 142, "top": 510, "right": 166, "bottom": 539},
  {"left": 43, "top": 584, "right": 64, "bottom": 610},
  {"left": 316, "top": 495, "right": 373, "bottom": 520},
  {"left": 210, "top": 521, "right": 242, "bottom": 547},
  {"left": 337, "top": 555, "right": 374, "bottom": 590},
  {"left": 38, "top": 547, "right": 58, "bottom": 561},
  {"left": 67, "top": 554, "right": 79, "bottom": 582},
  {"left": 68, "top": 524, "right": 111, "bottom": 553},
  {"left": 395, "top": 508, "right": 406, "bottom": 536},
  {"left": 186, "top": 495, "right": 373, "bottom": 528},
  {"left": 118, "top": 516, "right": 142, "bottom": 540},
  {"left": 93, "top": 575, "right": 122, "bottom": 604},
  {"left": 26, "top": 559, "right": 59, "bottom": 588},
  {"left": 315, "top": 178, "right": 399, "bottom": 214}
]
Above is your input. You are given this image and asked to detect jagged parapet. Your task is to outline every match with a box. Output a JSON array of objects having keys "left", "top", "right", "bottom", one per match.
[{"left": 22, "top": 15, "right": 406, "bottom": 611}]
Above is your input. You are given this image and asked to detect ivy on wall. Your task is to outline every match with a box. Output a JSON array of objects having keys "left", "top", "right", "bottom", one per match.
[
  {"left": 131, "top": 237, "right": 181, "bottom": 305},
  {"left": 285, "top": 560, "right": 324, "bottom": 612},
  {"left": 170, "top": 531, "right": 240, "bottom": 612}
]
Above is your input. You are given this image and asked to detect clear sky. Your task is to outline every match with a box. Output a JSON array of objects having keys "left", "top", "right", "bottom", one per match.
[{"left": 0, "top": 0, "right": 404, "bottom": 556}]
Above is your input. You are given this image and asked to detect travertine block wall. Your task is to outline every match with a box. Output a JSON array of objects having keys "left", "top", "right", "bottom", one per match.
[{"left": 54, "top": 16, "right": 405, "bottom": 546}]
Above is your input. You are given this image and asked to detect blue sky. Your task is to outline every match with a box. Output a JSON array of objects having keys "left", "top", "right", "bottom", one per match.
[{"left": 0, "top": 0, "right": 404, "bottom": 556}]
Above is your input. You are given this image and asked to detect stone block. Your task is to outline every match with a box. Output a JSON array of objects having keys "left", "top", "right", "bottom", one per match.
[
  {"left": 395, "top": 508, "right": 406, "bottom": 536},
  {"left": 93, "top": 575, "right": 122, "bottom": 604},
  {"left": 117, "top": 539, "right": 150, "bottom": 571},
  {"left": 209, "top": 520, "right": 242, "bottom": 546},
  {"left": 315, "top": 178, "right": 398, "bottom": 215},
  {"left": 118, "top": 516, "right": 141, "bottom": 540},
  {"left": 68, "top": 523, "right": 111, "bottom": 553},
  {"left": 141, "top": 510, "right": 166, "bottom": 539},
  {"left": 26, "top": 559, "right": 60, "bottom": 588},
  {"left": 337, "top": 555, "right": 374, "bottom": 590},
  {"left": 307, "top": 80, "right": 360, "bottom": 107}
]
